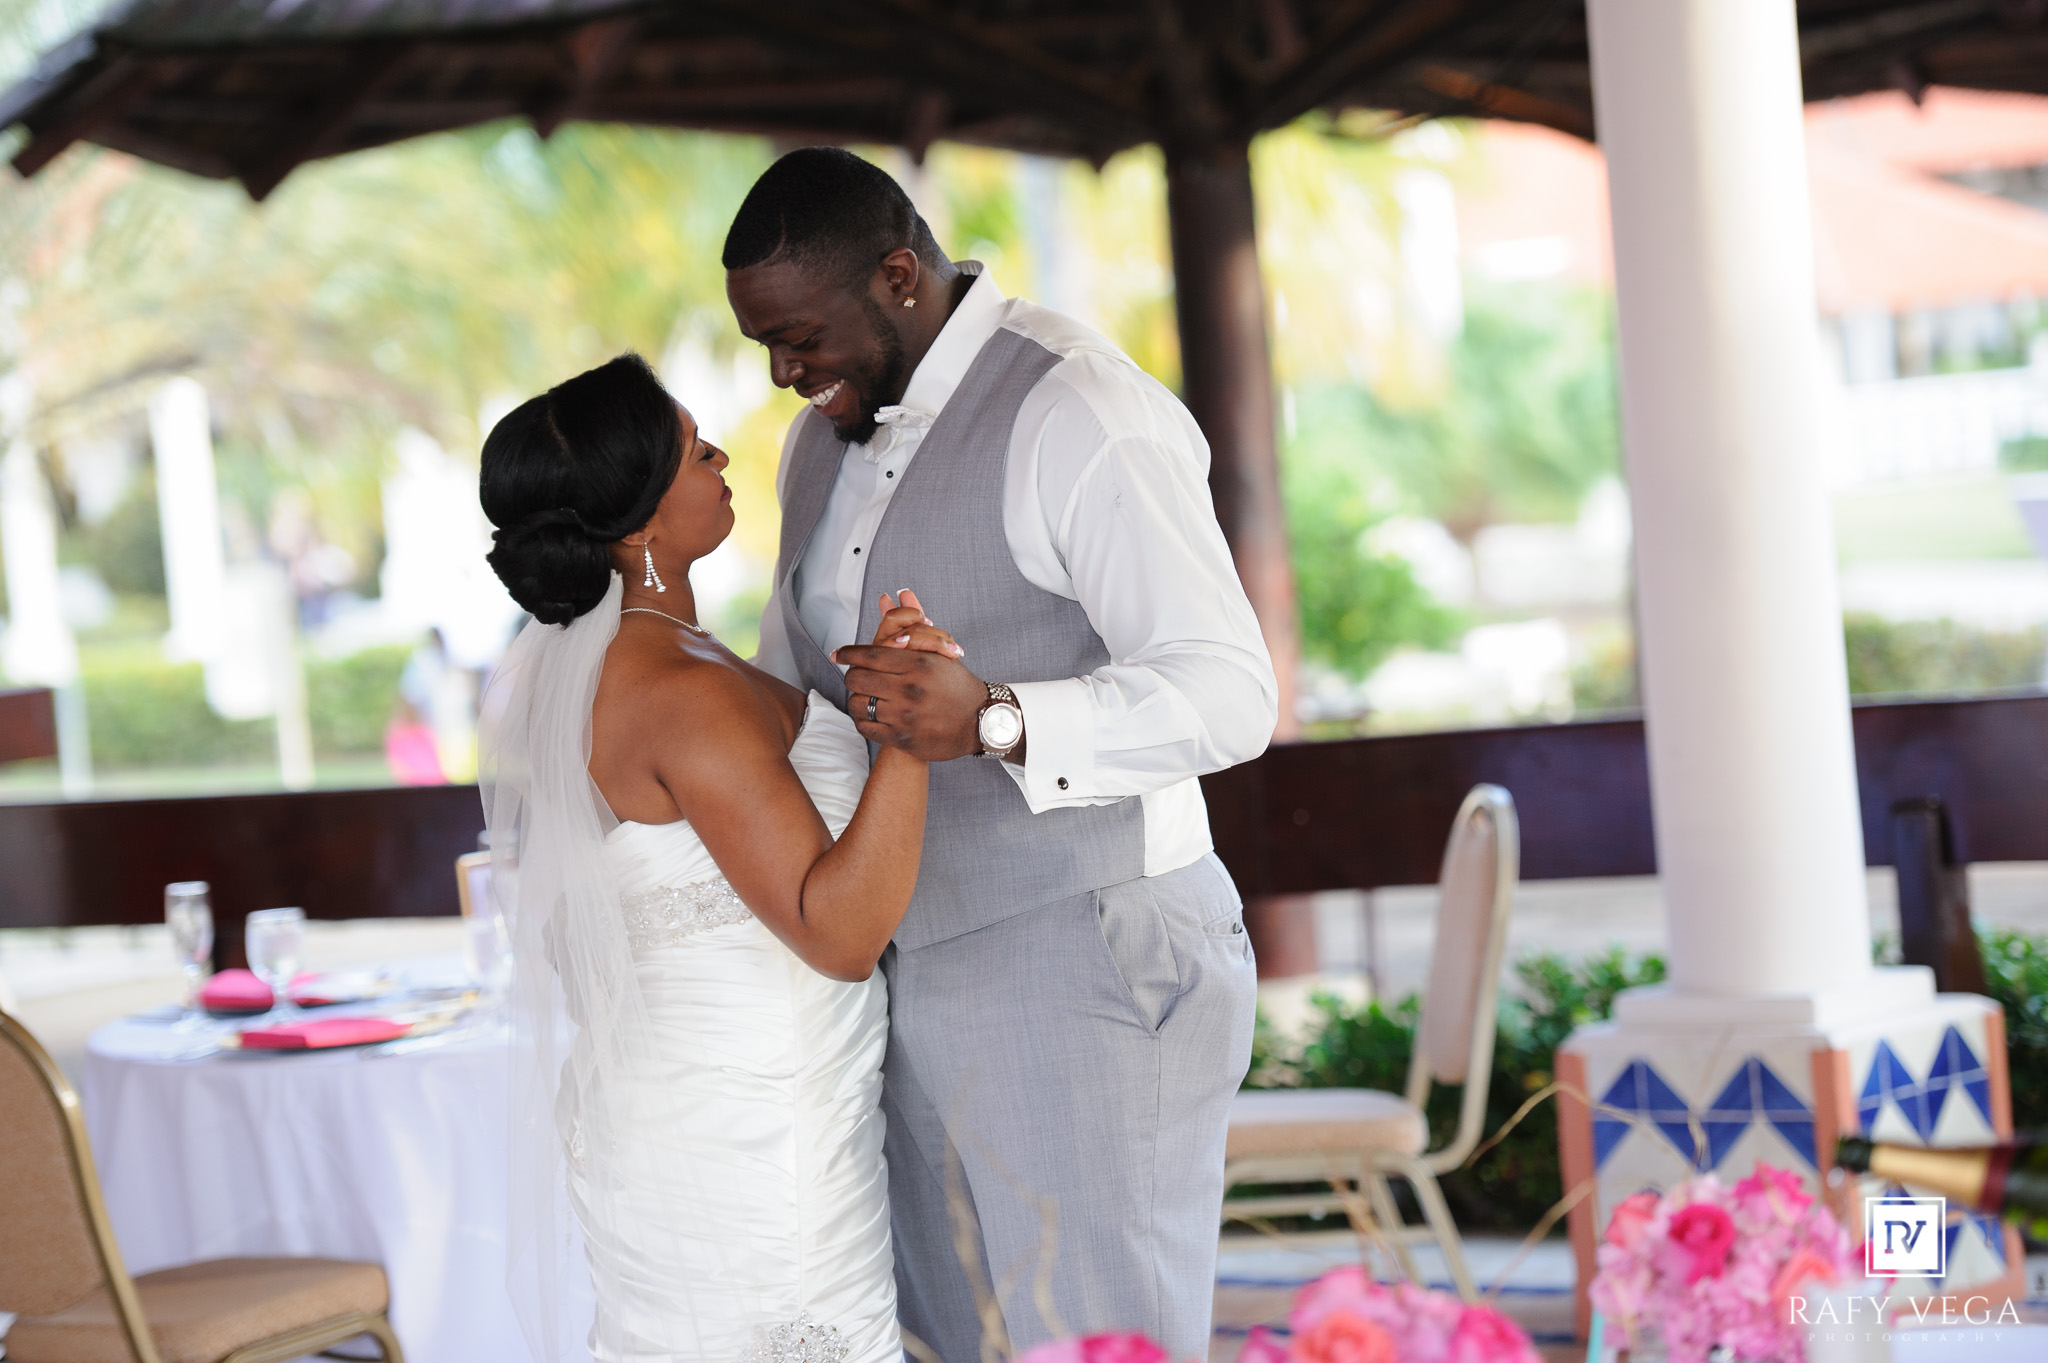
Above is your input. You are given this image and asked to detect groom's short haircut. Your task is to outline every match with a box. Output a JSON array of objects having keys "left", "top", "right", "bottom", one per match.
[{"left": 722, "top": 146, "right": 943, "bottom": 289}]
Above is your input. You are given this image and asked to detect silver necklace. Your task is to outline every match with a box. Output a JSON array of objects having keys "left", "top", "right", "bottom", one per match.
[{"left": 621, "top": 606, "right": 713, "bottom": 638}]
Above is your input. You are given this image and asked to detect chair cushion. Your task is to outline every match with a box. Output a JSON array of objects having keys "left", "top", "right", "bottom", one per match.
[
  {"left": 6, "top": 1257, "right": 388, "bottom": 1363},
  {"left": 1226, "top": 1087, "right": 1429, "bottom": 1160}
]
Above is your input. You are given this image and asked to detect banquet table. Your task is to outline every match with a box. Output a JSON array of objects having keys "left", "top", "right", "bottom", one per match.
[{"left": 82, "top": 981, "right": 573, "bottom": 1363}]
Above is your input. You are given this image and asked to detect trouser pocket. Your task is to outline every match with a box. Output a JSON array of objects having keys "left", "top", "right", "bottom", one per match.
[{"left": 1095, "top": 880, "right": 1180, "bottom": 1032}]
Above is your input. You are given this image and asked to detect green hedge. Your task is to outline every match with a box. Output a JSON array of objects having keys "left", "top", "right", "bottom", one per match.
[
  {"left": 1842, "top": 614, "right": 2044, "bottom": 697},
  {"left": 1575, "top": 615, "right": 2046, "bottom": 714},
  {"left": 78, "top": 644, "right": 414, "bottom": 768},
  {"left": 306, "top": 645, "right": 413, "bottom": 754}
]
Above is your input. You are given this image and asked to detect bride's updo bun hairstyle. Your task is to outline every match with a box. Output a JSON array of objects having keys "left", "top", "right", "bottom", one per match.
[{"left": 481, "top": 353, "right": 684, "bottom": 625}]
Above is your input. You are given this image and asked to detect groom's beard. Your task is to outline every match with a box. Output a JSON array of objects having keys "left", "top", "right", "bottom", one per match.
[{"left": 841, "top": 295, "right": 909, "bottom": 447}]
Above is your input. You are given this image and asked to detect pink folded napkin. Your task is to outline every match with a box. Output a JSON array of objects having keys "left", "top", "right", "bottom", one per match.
[
  {"left": 238, "top": 1017, "right": 410, "bottom": 1050},
  {"left": 202, "top": 970, "right": 330, "bottom": 1013},
  {"left": 199, "top": 969, "right": 273, "bottom": 1013}
]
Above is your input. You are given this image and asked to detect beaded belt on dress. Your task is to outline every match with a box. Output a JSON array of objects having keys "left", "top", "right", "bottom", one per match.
[
  {"left": 751, "top": 1314, "right": 848, "bottom": 1363},
  {"left": 619, "top": 878, "right": 752, "bottom": 950}
]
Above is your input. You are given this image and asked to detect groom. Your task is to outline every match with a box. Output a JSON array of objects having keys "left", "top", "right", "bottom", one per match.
[{"left": 731, "top": 148, "right": 1275, "bottom": 1361}]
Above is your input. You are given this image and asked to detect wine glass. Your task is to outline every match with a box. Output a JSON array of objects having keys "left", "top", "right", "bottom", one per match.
[
  {"left": 463, "top": 909, "right": 514, "bottom": 1023},
  {"left": 165, "top": 882, "right": 214, "bottom": 1029},
  {"left": 245, "top": 907, "right": 306, "bottom": 1022}
]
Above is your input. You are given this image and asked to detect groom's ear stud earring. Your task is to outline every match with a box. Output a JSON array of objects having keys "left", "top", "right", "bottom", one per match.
[{"left": 902, "top": 297, "right": 916, "bottom": 309}]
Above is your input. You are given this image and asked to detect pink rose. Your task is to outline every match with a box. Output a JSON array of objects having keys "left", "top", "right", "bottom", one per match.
[
  {"left": 1603, "top": 1191, "right": 1661, "bottom": 1250},
  {"left": 1769, "top": 1247, "right": 1841, "bottom": 1304},
  {"left": 1446, "top": 1304, "right": 1540, "bottom": 1363},
  {"left": 1735, "top": 1163, "right": 1813, "bottom": 1221},
  {"left": 1294, "top": 1309, "right": 1396, "bottom": 1363},
  {"left": 1236, "top": 1326, "right": 1290, "bottom": 1363},
  {"left": 1078, "top": 1334, "right": 1167, "bottom": 1363},
  {"left": 1291, "top": 1265, "right": 1377, "bottom": 1328},
  {"left": 1668, "top": 1202, "right": 1738, "bottom": 1284}
]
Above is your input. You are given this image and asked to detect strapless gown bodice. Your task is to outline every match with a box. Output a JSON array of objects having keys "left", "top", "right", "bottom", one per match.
[{"left": 568, "top": 692, "right": 896, "bottom": 1363}]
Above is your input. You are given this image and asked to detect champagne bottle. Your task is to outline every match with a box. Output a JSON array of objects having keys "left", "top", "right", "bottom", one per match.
[{"left": 1835, "top": 1134, "right": 2048, "bottom": 1222}]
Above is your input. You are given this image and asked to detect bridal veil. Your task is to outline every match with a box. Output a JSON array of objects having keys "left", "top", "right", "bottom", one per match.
[{"left": 479, "top": 572, "right": 728, "bottom": 1363}]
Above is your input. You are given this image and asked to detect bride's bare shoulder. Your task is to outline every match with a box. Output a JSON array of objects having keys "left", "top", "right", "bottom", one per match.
[
  {"left": 602, "top": 639, "right": 793, "bottom": 759},
  {"left": 590, "top": 640, "right": 792, "bottom": 823}
]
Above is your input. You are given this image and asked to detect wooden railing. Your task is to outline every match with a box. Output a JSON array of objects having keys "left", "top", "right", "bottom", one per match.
[
  {"left": 1205, "top": 691, "right": 2048, "bottom": 894},
  {"left": 0, "top": 687, "right": 56, "bottom": 765},
  {"left": 2, "top": 693, "right": 2042, "bottom": 964}
]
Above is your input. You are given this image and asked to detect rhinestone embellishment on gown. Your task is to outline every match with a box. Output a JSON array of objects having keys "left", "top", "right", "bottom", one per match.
[
  {"left": 751, "top": 1314, "right": 849, "bottom": 1363},
  {"left": 620, "top": 878, "right": 751, "bottom": 950}
]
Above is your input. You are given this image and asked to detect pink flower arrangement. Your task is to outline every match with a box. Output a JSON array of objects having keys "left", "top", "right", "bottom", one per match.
[
  {"left": 1589, "top": 1164, "right": 1853, "bottom": 1363},
  {"left": 1236, "top": 1266, "right": 1540, "bottom": 1363}
]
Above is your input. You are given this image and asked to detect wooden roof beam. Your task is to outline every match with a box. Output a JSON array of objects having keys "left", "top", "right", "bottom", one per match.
[
  {"left": 12, "top": 53, "right": 175, "bottom": 177},
  {"left": 600, "top": 75, "right": 906, "bottom": 112},
  {"left": 813, "top": 0, "right": 1153, "bottom": 143},
  {"left": 1142, "top": 0, "right": 1233, "bottom": 145},
  {"left": 1797, "top": 0, "right": 1988, "bottom": 63},
  {"left": 1799, "top": 3, "right": 2023, "bottom": 101},
  {"left": 239, "top": 42, "right": 406, "bottom": 199},
  {"left": 1240, "top": 0, "right": 1474, "bottom": 137},
  {"left": 1416, "top": 61, "right": 1591, "bottom": 134},
  {"left": 528, "top": 15, "right": 639, "bottom": 138}
]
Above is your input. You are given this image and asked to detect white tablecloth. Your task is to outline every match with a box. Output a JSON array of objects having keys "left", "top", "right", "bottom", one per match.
[{"left": 83, "top": 995, "right": 560, "bottom": 1363}]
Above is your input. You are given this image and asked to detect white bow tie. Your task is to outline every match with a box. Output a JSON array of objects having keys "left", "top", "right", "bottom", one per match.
[{"left": 866, "top": 405, "right": 934, "bottom": 462}]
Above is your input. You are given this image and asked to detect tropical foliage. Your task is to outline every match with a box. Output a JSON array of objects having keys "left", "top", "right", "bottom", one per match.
[{"left": 1300, "top": 282, "right": 1621, "bottom": 547}]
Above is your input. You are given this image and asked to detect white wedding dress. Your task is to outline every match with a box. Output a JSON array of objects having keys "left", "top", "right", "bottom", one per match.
[{"left": 563, "top": 691, "right": 898, "bottom": 1363}]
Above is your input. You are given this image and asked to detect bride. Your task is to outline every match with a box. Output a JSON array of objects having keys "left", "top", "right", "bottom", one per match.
[{"left": 476, "top": 354, "right": 956, "bottom": 1363}]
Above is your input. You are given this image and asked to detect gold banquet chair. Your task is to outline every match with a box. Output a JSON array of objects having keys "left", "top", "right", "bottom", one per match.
[
  {"left": 0, "top": 1010, "right": 405, "bottom": 1363},
  {"left": 1221, "top": 784, "right": 1520, "bottom": 1303}
]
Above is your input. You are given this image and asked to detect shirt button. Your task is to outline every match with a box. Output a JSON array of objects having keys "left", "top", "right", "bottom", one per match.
[
  {"left": 853, "top": 547, "right": 862, "bottom": 555},
  {"left": 885, "top": 471, "right": 894, "bottom": 479},
  {"left": 1057, "top": 777, "right": 1069, "bottom": 790}
]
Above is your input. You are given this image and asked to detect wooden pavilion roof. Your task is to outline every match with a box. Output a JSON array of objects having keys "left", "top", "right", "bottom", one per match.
[{"left": 6, "top": 1, "right": 2048, "bottom": 200}]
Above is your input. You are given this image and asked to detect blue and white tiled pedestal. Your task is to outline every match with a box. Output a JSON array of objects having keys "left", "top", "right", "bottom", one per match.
[{"left": 1556, "top": 972, "right": 2022, "bottom": 1339}]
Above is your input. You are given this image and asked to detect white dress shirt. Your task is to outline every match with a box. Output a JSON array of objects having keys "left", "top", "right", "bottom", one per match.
[{"left": 756, "top": 265, "right": 1278, "bottom": 878}]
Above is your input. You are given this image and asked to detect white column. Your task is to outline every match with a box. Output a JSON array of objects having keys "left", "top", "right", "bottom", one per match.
[
  {"left": 150, "top": 377, "right": 228, "bottom": 666},
  {"left": 1587, "top": 0, "right": 1925, "bottom": 1019}
]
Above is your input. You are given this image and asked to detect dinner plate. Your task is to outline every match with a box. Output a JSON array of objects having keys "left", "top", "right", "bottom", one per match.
[{"left": 289, "top": 970, "right": 399, "bottom": 1008}]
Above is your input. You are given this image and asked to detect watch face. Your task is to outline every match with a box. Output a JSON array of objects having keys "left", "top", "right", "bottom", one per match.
[{"left": 980, "top": 703, "right": 1024, "bottom": 750}]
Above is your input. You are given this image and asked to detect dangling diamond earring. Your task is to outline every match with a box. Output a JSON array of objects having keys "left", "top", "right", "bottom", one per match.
[{"left": 642, "top": 542, "right": 666, "bottom": 594}]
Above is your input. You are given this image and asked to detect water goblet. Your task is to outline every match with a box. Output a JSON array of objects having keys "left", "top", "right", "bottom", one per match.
[
  {"left": 463, "top": 910, "right": 514, "bottom": 1034},
  {"left": 165, "top": 881, "right": 214, "bottom": 1029},
  {"left": 245, "top": 906, "right": 306, "bottom": 1023}
]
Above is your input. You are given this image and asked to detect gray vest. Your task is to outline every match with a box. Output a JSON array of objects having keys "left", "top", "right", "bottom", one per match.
[{"left": 774, "top": 327, "right": 1147, "bottom": 948}]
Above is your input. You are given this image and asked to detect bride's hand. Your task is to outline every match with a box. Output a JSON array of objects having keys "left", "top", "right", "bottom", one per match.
[{"left": 870, "top": 589, "right": 962, "bottom": 661}]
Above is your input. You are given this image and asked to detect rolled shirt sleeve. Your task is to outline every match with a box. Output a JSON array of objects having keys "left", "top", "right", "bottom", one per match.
[{"left": 998, "top": 353, "right": 1279, "bottom": 811}]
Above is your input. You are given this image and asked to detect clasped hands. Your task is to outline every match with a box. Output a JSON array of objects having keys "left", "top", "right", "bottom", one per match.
[{"left": 836, "top": 590, "right": 999, "bottom": 762}]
